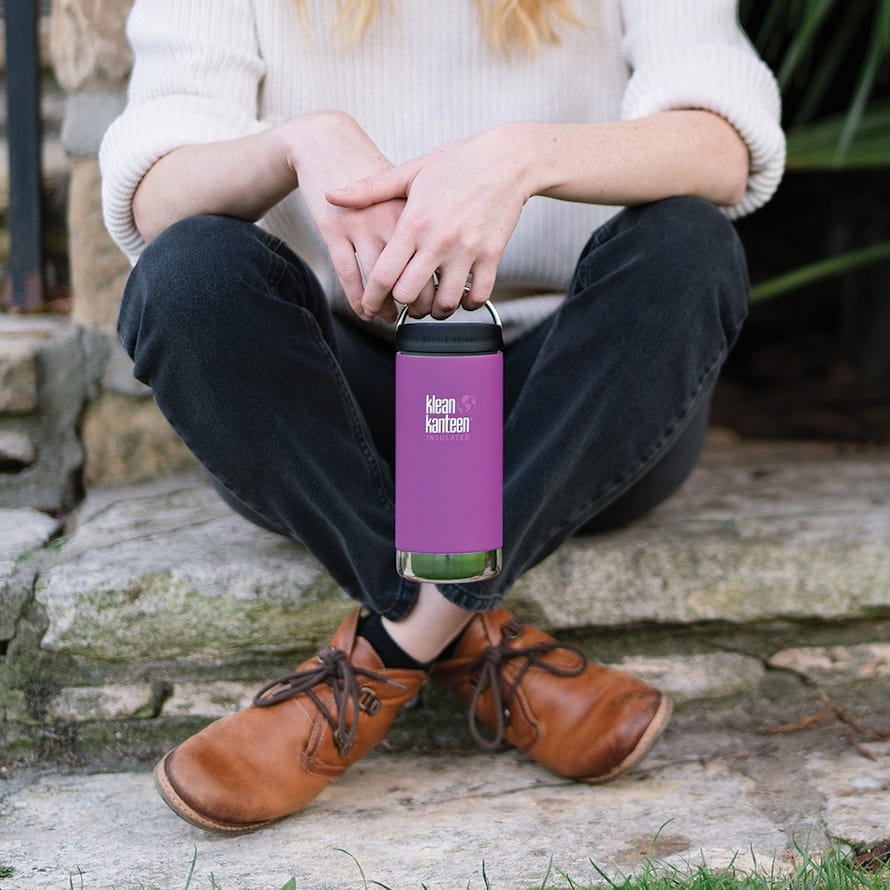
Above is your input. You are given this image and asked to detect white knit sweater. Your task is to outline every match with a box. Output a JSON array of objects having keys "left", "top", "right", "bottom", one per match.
[{"left": 100, "top": 0, "right": 785, "bottom": 338}]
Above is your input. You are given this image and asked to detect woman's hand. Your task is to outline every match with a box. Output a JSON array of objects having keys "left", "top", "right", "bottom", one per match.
[
  {"left": 325, "top": 124, "right": 532, "bottom": 320},
  {"left": 279, "top": 111, "right": 440, "bottom": 322},
  {"left": 131, "top": 109, "right": 431, "bottom": 323},
  {"left": 327, "top": 112, "right": 749, "bottom": 322},
  {"left": 133, "top": 110, "right": 747, "bottom": 324}
]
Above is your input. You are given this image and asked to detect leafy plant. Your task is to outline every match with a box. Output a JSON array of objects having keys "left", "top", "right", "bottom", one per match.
[
  {"left": 742, "top": 0, "right": 890, "bottom": 167},
  {"left": 740, "top": 0, "right": 890, "bottom": 298}
]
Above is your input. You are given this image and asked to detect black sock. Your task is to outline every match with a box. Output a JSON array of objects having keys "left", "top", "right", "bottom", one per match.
[
  {"left": 436, "top": 633, "right": 463, "bottom": 662},
  {"left": 357, "top": 613, "right": 428, "bottom": 671}
]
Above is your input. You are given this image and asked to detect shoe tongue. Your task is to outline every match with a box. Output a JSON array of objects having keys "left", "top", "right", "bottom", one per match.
[
  {"left": 445, "top": 609, "right": 503, "bottom": 660},
  {"left": 331, "top": 611, "right": 391, "bottom": 673},
  {"left": 481, "top": 607, "right": 520, "bottom": 644},
  {"left": 350, "top": 634, "right": 388, "bottom": 673},
  {"left": 327, "top": 610, "right": 361, "bottom": 655}
]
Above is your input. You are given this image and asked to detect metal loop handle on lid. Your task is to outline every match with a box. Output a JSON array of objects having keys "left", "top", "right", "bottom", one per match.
[{"left": 396, "top": 300, "right": 502, "bottom": 330}]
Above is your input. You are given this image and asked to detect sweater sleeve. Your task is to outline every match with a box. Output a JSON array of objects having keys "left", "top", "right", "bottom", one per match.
[
  {"left": 619, "top": 0, "right": 785, "bottom": 218},
  {"left": 99, "top": 0, "right": 267, "bottom": 262}
]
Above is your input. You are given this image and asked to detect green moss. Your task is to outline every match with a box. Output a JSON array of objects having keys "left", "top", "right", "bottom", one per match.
[{"left": 40, "top": 573, "right": 352, "bottom": 662}]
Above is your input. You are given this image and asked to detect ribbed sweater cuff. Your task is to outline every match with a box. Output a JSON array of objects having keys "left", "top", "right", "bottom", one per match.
[
  {"left": 99, "top": 96, "right": 267, "bottom": 263},
  {"left": 622, "top": 44, "right": 786, "bottom": 219}
]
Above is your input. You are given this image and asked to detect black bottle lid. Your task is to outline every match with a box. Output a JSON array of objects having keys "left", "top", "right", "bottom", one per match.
[{"left": 396, "top": 303, "right": 503, "bottom": 355}]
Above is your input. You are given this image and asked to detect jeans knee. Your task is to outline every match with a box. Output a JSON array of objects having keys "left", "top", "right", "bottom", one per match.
[
  {"left": 118, "top": 215, "right": 264, "bottom": 382},
  {"left": 132, "top": 215, "right": 264, "bottom": 304},
  {"left": 627, "top": 196, "right": 749, "bottom": 345},
  {"left": 121, "top": 215, "right": 272, "bottom": 341}
]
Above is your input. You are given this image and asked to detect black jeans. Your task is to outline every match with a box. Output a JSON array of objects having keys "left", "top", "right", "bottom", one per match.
[{"left": 118, "top": 196, "right": 749, "bottom": 619}]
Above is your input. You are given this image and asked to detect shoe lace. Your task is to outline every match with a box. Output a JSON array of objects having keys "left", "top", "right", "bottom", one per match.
[
  {"left": 252, "top": 645, "right": 406, "bottom": 756},
  {"left": 462, "top": 618, "right": 588, "bottom": 750}
]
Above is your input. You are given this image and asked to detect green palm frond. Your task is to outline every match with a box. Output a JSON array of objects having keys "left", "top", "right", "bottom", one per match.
[
  {"left": 743, "top": 0, "right": 890, "bottom": 165},
  {"left": 749, "top": 241, "right": 890, "bottom": 303},
  {"left": 741, "top": 0, "right": 890, "bottom": 301},
  {"left": 786, "top": 100, "right": 890, "bottom": 169}
]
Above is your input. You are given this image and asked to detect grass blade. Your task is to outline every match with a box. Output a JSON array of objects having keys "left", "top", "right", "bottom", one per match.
[{"left": 183, "top": 849, "right": 198, "bottom": 890}]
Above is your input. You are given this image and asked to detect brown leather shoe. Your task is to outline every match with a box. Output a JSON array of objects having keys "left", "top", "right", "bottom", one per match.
[
  {"left": 154, "top": 611, "right": 425, "bottom": 832},
  {"left": 429, "top": 607, "right": 671, "bottom": 782}
]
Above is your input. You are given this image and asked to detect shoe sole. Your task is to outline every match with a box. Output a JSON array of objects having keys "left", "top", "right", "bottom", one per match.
[
  {"left": 580, "top": 693, "right": 673, "bottom": 784},
  {"left": 154, "top": 696, "right": 671, "bottom": 829},
  {"left": 154, "top": 750, "right": 274, "bottom": 834}
]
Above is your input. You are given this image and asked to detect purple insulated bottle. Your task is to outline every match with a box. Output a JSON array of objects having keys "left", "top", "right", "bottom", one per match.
[{"left": 395, "top": 302, "right": 503, "bottom": 583}]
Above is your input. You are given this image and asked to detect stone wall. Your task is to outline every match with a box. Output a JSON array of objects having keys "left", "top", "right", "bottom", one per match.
[
  {"left": 51, "top": 0, "right": 196, "bottom": 488},
  {"left": 49, "top": 0, "right": 131, "bottom": 331},
  {"left": 2, "top": 438, "right": 888, "bottom": 763},
  {"left": 0, "top": 1, "right": 195, "bottom": 515},
  {"left": 0, "top": 316, "right": 91, "bottom": 511}
]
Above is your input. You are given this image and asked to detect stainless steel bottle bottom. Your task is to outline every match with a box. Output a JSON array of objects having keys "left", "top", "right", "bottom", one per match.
[{"left": 396, "top": 548, "right": 502, "bottom": 583}]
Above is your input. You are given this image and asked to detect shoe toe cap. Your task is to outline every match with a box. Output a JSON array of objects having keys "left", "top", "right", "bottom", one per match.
[
  {"left": 526, "top": 685, "right": 670, "bottom": 782},
  {"left": 575, "top": 687, "right": 671, "bottom": 782}
]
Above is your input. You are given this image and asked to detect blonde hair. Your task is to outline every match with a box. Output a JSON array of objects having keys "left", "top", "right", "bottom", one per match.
[{"left": 300, "top": 0, "right": 582, "bottom": 52}]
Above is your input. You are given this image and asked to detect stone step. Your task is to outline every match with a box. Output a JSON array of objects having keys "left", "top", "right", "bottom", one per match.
[
  {"left": 3, "top": 737, "right": 889, "bottom": 889},
  {"left": 2, "top": 434, "right": 889, "bottom": 761}
]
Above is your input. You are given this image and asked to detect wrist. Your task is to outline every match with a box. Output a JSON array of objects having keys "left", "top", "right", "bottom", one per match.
[
  {"left": 272, "top": 112, "right": 348, "bottom": 180},
  {"left": 277, "top": 110, "right": 379, "bottom": 184},
  {"left": 496, "top": 121, "right": 578, "bottom": 201},
  {"left": 485, "top": 122, "right": 542, "bottom": 202}
]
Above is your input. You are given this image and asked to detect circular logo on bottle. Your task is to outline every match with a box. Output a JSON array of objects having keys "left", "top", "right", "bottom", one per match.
[{"left": 459, "top": 395, "right": 477, "bottom": 415}]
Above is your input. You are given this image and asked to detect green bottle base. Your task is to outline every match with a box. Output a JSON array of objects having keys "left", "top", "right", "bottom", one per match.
[{"left": 396, "top": 548, "right": 502, "bottom": 583}]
